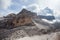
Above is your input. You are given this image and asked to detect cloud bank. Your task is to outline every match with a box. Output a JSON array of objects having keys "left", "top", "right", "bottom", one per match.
[{"left": 0, "top": 0, "right": 12, "bottom": 10}]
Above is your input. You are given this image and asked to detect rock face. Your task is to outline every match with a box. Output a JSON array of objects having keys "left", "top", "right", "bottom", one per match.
[
  {"left": 0, "top": 9, "right": 37, "bottom": 28},
  {"left": 13, "top": 9, "right": 37, "bottom": 27}
]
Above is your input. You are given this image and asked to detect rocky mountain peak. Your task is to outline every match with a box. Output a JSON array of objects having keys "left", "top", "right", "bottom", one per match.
[
  {"left": 17, "top": 9, "right": 30, "bottom": 15},
  {"left": 17, "top": 9, "right": 37, "bottom": 18},
  {"left": 1, "top": 9, "right": 37, "bottom": 28}
]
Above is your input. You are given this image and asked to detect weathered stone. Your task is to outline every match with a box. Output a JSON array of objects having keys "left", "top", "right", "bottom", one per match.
[{"left": 0, "top": 9, "right": 37, "bottom": 28}]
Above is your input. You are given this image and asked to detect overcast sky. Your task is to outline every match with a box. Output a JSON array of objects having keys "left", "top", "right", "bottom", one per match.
[{"left": 0, "top": 0, "right": 60, "bottom": 19}]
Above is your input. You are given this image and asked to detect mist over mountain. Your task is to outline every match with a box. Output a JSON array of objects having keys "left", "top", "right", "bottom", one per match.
[
  {"left": 36, "top": 7, "right": 55, "bottom": 22},
  {"left": 39, "top": 7, "right": 54, "bottom": 16}
]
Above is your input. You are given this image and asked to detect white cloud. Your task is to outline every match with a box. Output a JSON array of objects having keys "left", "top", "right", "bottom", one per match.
[
  {"left": 28, "top": 4, "right": 40, "bottom": 13},
  {"left": 54, "top": 10, "right": 60, "bottom": 20},
  {"left": 22, "top": 4, "right": 40, "bottom": 14},
  {"left": 0, "top": 0, "right": 12, "bottom": 10},
  {"left": 20, "top": 0, "right": 28, "bottom": 2},
  {"left": 37, "top": 0, "right": 60, "bottom": 10},
  {"left": 46, "top": 14, "right": 53, "bottom": 16},
  {"left": 0, "top": 0, "right": 60, "bottom": 19},
  {"left": 37, "top": 0, "right": 60, "bottom": 21},
  {"left": 0, "top": 12, "right": 5, "bottom": 17},
  {"left": 54, "top": 11, "right": 60, "bottom": 17},
  {"left": 0, "top": 13, "right": 2, "bottom": 17},
  {"left": 22, "top": 6, "right": 27, "bottom": 9},
  {"left": 22, "top": 0, "right": 60, "bottom": 15}
]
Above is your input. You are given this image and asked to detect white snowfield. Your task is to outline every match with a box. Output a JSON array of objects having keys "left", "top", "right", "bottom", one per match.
[{"left": 16, "top": 32, "right": 60, "bottom": 40}]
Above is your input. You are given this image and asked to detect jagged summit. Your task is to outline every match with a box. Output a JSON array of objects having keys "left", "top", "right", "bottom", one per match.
[
  {"left": 17, "top": 8, "right": 37, "bottom": 18},
  {"left": 17, "top": 9, "right": 28, "bottom": 15},
  {"left": 21, "top": 9, "right": 29, "bottom": 12},
  {"left": 13, "top": 9, "right": 37, "bottom": 27},
  {"left": 0, "top": 9, "right": 37, "bottom": 28}
]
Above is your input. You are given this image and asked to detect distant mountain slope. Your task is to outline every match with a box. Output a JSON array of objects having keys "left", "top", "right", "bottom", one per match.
[
  {"left": 37, "top": 7, "right": 55, "bottom": 21},
  {"left": 37, "top": 15, "right": 55, "bottom": 21}
]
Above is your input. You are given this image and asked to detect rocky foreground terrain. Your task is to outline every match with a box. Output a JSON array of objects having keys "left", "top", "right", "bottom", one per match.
[
  {"left": 0, "top": 26, "right": 60, "bottom": 40},
  {"left": 0, "top": 9, "right": 60, "bottom": 40},
  {"left": 16, "top": 32, "right": 60, "bottom": 40}
]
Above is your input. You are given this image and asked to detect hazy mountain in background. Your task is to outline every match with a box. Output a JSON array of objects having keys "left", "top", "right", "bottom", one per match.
[
  {"left": 37, "top": 7, "right": 55, "bottom": 21},
  {"left": 37, "top": 15, "right": 55, "bottom": 21}
]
